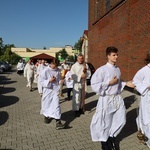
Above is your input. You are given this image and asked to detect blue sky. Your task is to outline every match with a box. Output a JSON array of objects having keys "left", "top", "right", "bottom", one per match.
[{"left": 0, "top": 0, "right": 88, "bottom": 49}]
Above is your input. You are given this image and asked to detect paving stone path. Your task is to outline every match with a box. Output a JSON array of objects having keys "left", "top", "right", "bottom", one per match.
[{"left": 0, "top": 68, "right": 149, "bottom": 150}]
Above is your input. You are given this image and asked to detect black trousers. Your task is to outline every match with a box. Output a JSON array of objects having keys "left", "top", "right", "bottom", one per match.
[
  {"left": 17, "top": 70, "right": 23, "bottom": 75},
  {"left": 67, "top": 88, "right": 73, "bottom": 99},
  {"left": 101, "top": 137, "right": 119, "bottom": 150}
]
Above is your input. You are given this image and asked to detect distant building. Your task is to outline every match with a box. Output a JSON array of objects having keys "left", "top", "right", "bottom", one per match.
[
  {"left": 11, "top": 45, "right": 75, "bottom": 62},
  {"left": 88, "top": 0, "right": 150, "bottom": 80}
]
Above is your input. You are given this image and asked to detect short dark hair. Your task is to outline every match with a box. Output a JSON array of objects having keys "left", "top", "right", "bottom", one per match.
[
  {"left": 106, "top": 46, "right": 118, "bottom": 56},
  {"left": 50, "top": 59, "right": 59, "bottom": 66},
  {"left": 78, "top": 53, "right": 84, "bottom": 57}
]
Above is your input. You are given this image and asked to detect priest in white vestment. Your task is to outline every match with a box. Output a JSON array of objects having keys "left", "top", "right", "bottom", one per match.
[
  {"left": 133, "top": 55, "right": 150, "bottom": 148},
  {"left": 38, "top": 60, "right": 65, "bottom": 130},
  {"left": 70, "top": 54, "right": 89, "bottom": 117},
  {"left": 90, "top": 47, "right": 134, "bottom": 150}
]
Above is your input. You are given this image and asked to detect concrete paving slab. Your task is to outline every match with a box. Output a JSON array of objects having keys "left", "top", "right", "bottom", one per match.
[{"left": 0, "top": 68, "right": 149, "bottom": 150}]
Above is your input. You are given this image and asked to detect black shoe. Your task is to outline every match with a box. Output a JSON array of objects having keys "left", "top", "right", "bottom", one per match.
[
  {"left": 101, "top": 141, "right": 110, "bottom": 150},
  {"left": 74, "top": 111, "right": 80, "bottom": 117},
  {"left": 44, "top": 117, "right": 51, "bottom": 124},
  {"left": 56, "top": 121, "right": 65, "bottom": 130},
  {"left": 65, "top": 97, "right": 71, "bottom": 101},
  {"left": 79, "top": 108, "right": 84, "bottom": 114},
  {"left": 108, "top": 137, "right": 119, "bottom": 150},
  {"left": 67, "top": 97, "right": 71, "bottom": 101}
]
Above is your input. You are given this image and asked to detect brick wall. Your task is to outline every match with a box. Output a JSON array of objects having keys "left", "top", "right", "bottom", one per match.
[{"left": 88, "top": 0, "right": 150, "bottom": 80}]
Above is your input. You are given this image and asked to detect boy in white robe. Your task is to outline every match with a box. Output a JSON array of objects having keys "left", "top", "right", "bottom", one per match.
[
  {"left": 65, "top": 65, "right": 74, "bottom": 101},
  {"left": 39, "top": 60, "right": 65, "bottom": 130},
  {"left": 24, "top": 59, "right": 35, "bottom": 92},
  {"left": 133, "top": 54, "right": 150, "bottom": 148},
  {"left": 59, "top": 60, "right": 69, "bottom": 97},
  {"left": 90, "top": 46, "right": 134, "bottom": 150}
]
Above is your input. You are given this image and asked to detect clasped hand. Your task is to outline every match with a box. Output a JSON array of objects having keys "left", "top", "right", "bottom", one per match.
[
  {"left": 126, "top": 81, "right": 135, "bottom": 88},
  {"left": 49, "top": 76, "right": 56, "bottom": 82},
  {"left": 147, "top": 86, "right": 150, "bottom": 90},
  {"left": 109, "top": 76, "right": 118, "bottom": 85}
]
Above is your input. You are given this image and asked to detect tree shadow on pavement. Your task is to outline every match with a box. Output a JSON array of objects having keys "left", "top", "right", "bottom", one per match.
[
  {"left": 0, "top": 95, "right": 19, "bottom": 108},
  {"left": 0, "top": 111, "right": 9, "bottom": 126},
  {"left": 0, "top": 75, "right": 11, "bottom": 85},
  {"left": 0, "top": 87, "right": 16, "bottom": 94},
  {"left": 2, "top": 81, "right": 17, "bottom": 85}
]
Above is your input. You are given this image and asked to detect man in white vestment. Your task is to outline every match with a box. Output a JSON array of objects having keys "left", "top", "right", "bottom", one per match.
[
  {"left": 71, "top": 54, "right": 89, "bottom": 117},
  {"left": 37, "top": 59, "right": 47, "bottom": 97},
  {"left": 90, "top": 47, "right": 134, "bottom": 150},
  {"left": 24, "top": 59, "right": 35, "bottom": 92},
  {"left": 17, "top": 60, "right": 24, "bottom": 75},
  {"left": 133, "top": 54, "right": 150, "bottom": 148},
  {"left": 38, "top": 60, "right": 65, "bottom": 130}
]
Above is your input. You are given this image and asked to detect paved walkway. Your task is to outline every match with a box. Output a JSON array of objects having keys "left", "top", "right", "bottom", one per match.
[{"left": 0, "top": 68, "right": 149, "bottom": 150}]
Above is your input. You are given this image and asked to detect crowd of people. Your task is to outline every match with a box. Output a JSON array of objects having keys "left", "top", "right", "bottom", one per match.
[{"left": 16, "top": 46, "right": 150, "bottom": 150}]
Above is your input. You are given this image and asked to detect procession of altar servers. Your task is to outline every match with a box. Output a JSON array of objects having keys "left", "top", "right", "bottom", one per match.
[{"left": 21, "top": 54, "right": 150, "bottom": 149}]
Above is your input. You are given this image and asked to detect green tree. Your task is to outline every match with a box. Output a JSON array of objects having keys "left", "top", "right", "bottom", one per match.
[
  {"left": 74, "top": 39, "right": 83, "bottom": 54},
  {"left": 0, "top": 37, "right": 4, "bottom": 55},
  {"left": 0, "top": 44, "right": 20, "bottom": 64},
  {"left": 10, "top": 53, "right": 21, "bottom": 64},
  {"left": 67, "top": 55, "right": 75, "bottom": 62},
  {"left": 56, "top": 48, "right": 69, "bottom": 61}
]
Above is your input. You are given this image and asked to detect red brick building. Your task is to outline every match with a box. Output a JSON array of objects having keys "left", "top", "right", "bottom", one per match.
[{"left": 88, "top": 0, "right": 150, "bottom": 80}]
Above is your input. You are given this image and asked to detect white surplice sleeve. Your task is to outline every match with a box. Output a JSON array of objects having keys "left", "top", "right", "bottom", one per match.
[
  {"left": 37, "top": 65, "right": 41, "bottom": 75},
  {"left": 57, "top": 70, "right": 62, "bottom": 85},
  {"left": 71, "top": 65, "right": 82, "bottom": 82},
  {"left": 38, "top": 69, "right": 52, "bottom": 88},
  {"left": 133, "top": 69, "right": 149, "bottom": 95},
  {"left": 65, "top": 71, "right": 70, "bottom": 81},
  {"left": 91, "top": 67, "right": 109, "bottom": 95}
]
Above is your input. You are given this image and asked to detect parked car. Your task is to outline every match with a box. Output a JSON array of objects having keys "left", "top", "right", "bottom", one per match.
[
  {"left": 0, "top": 66, "right": 3, "bottom": 73},
  {"left": 0, "top": 61, "right": 11, "bottom": 71},
  {"left": 0, "top": 62, "right": 9, "bottom": 71},
  {"left": 4, "top": 61, "right": 12, "bottom": 70}
]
